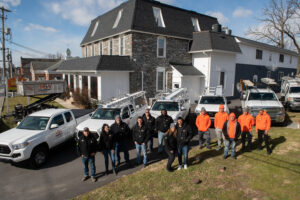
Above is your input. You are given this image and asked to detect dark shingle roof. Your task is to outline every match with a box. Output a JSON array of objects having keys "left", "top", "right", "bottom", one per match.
[
  {"left": 56, "top": 55, "right": 137, "bottom": 72},
  {"left": 81, "top": 0, "right": 218, "bottom": 45},
  {"left": 190, "top": 31, "right": 241, "bottom": 53},
  {"left": 236, "top": 37, "right": 299, "bottom": 56},
  {"left": 171, "top": 63, "right": 204, "bottom": 76},
  {"left": 31, "top": 61, "right": 60, "bottom": 71}
]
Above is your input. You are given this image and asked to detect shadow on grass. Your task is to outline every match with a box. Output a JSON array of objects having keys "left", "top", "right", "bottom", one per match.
[{"left": 188, "top": 148, "right": 223, "bottom": 166}]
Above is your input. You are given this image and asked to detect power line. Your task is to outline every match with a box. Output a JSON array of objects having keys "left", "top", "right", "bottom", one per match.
[
  {"left": 9, "top": 48, "right": 39, "bottom": 58},
  {"left": 7, "top": 40, "right": 50, "bottom": 56}
]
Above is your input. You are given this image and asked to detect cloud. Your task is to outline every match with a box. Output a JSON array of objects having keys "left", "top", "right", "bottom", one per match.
[
  {"left": 48, "top": 0, "right": 125, "bottom": 26},
  {"left": 24, "top": 23, "right": 58, "bottom": 33},
  {"left": 0, "top": 0, "right": 21, "bottom": 8},
  {"left": 206, "top": 11, "right": 229, "bottom": 25},
  {"left": 233, "top": 7, "right": 253, "bottom": 18}
]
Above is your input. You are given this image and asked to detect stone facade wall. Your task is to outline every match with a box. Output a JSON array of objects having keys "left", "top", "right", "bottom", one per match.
[{"left": 124, "top": 34, "right": 132, "bottom": 56}]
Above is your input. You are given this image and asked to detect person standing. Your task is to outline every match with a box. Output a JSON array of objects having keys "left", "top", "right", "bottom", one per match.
[
  {"left": 214, "top": 104, "right": 229, "bottom": 150},
  {"left": 142, "top": 109, "right": 156, "bottom": 153},
  {"left": 238, "top": 107, "right": 255, "bottom": 151},
  {"left": 155, "top": 109, "right": 174, "bottom": 153},
  {"left": 99, "top": 124, "right": 117, "bottom": 175},
  {"left": 196, "top": 107, "right": 211, "bottom": 149},
  {"left": 176, "top": 117, "right": 193, "bottom": 170},
  {"left": 77, "top": 127, "right": 98, "bottom": 182},
  {"left": 256, "top": 109, "right": 272, "bottom": 155},
  {"left": 222, "top": 113, "right": 241, "bottom": 159},
  {"left": 164, "top": 123, "right": 177, "bottom": 172},
  {"left": 132, "top": 117, "right": 150, "bottom": 167},
  {"left": 110, "top": 115, "right": 131, "bottom": 168}
]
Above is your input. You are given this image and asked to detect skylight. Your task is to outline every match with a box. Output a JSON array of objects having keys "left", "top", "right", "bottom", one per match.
[
  {"left": 191, "top": 17, "right": 200, "bottom": 32},
  {"left": 91, "top": 21, "right": 99, "bottom": 37},
  {"left": 153, "top": 7, "right": 165, "bottom": 28},
  {"left": 113, "top": 9, "right": 123, "bottom": 28}
]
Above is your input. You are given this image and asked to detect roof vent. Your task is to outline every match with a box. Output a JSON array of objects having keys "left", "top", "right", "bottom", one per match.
[
  {"left": 222, "top": 26, "right": 232, "bottom": 35},
  {"left": 212, "top": 24, "right": 222, "bottom": 32}
]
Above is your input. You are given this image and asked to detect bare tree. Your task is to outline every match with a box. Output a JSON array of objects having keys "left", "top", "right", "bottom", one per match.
[{"left": 247, "top": 0, "right": 300, "bottom": 52}]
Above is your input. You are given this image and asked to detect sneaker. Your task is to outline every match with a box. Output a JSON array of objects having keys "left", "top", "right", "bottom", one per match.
[
  {"left": 216, "top": 146, "right": 221, "bottom": 151},
  {"left": 91, "top": 177, "right": 97, "bottom": 182},
  {"left": 223, "top": 155, "right": 228, "bottom": 160},
  {"left": 177, "top": 165, "right": 182, "bottom": 170},
  {"left": 113, "top": 169, "right": 118, "bottom": 175},
  {"left": 105, "top": 170, "right": 109, "bottom": 176},
  {"left": 143, "top": 164, "right": 147, "bottom": 168},
  {"left": 184, "top": 164, "right": 188, "bottom": 170},
  {"left": 166, "top": 168, "right": 173, "bottom": 172},
  {"left": 81, "top": 176, "right": 89, "bottom": 182}
]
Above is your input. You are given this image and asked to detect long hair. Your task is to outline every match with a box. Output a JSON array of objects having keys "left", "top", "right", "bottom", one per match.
[
  {"left": 101, "top": 123, "right": 109, "bottom": 133},
  {"left": 166, "top": 127, "right": 177, "bottom": 137}
]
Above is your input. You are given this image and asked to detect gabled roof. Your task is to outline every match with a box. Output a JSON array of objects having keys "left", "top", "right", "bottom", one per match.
[
  {"left": 171, "top": 63, "right": 204, "bottom": 76},
  {"left": 235, "top": 37, "right": 299, "bottom": 57},
  {"left": 81, "top": 0, "right": 218, "bottom": 45},
  {"left": 56, "top": 55, "right": 137, "bottom": 72},
  {"left": 31, "top": 61, "right": 60, "bottom": 71},
  {"left": 21, "top": 57, "right": 61, "bottom": 67},
  {"left": 190, "top": 31, "right": 241, "bottom": 53}
]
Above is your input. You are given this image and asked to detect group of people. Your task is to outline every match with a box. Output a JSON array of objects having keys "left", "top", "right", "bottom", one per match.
[{"left": 76, "top": 105, "right": 272, "bottom": 182}]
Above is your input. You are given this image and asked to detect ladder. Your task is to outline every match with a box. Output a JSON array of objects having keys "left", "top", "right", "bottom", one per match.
[
  {"left": 261, "top": 78, "right": 277, "bottom": 86},
  {"left": 204, "top": 85, "right": 223, "bottom": 96},
  {"left": 164, "top": 88, "right": 188, "bottom": 101},
  {"left": 101, "top": 91, "right": 147, "bottom": 108}
]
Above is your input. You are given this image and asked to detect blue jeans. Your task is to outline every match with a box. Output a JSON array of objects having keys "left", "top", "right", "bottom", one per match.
[
  {"left": 135, "top": 143, "right": 147, "bottom": 165},
  {"left": 198, "top": 131, "right": 211, "bottom": 147},
  {"left": 178, "top": 145, "right": 189, "bottom": 165},
  {"left": 146, "top": 137, "right": 153, "bottom": 150},
  {"left": 103, "top": 149, "right": 115, "bottom": 171},
  {"left": 158, "top": 132, "right": 166, "bottom": 152},
  {"left": 224, "top": 139, "right": 236, "bottom": 157},
  {"left": 81, "top": 156, "right": 95, "bottom": 177},
  {"left": 115, "top": 142, "right": 130, "bottom": 165}
]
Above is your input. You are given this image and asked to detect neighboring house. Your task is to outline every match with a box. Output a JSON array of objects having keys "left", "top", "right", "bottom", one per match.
[
  {"left": 56, "top": 55, "right": 136, "bottom": 101},
  {"left": 30, "top": 61, "right": 61, "bottom": 81}
]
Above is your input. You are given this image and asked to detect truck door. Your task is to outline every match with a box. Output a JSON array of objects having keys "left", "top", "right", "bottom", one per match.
[
  {"left": 48, "top": 114, "right": 67, "bottom": 147},
  {"left": 128, "top": 104, "right": 138, "bottom": 128},
  {"left": 121, "top": 106, "right": 131, "bottom": 128},
  {"left": 63, "top": 111, "right": 76, "bottom": 140}
]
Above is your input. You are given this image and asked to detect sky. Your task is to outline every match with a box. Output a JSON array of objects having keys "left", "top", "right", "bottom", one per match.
[{"left": 0, "top": 0, "right": 271, "bottom": 67}]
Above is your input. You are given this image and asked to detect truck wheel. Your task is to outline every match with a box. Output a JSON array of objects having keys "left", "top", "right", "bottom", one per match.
[{"left": 29, "top": 146, "right": 48, "bottom": 168}]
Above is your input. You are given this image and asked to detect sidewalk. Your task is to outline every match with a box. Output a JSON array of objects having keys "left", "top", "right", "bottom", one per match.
[{"left": 55, "top": 98, "right": 80, "bottom": 109}]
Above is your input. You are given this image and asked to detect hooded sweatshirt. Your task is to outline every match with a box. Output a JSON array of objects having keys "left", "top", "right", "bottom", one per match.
[
  {"left": 222, "top": 113, "right": 241, "bottom": 140},
  {"left": 238, "top": 113, "right": 255, "bottom": 132},
  {"left": 214, "top": 105, "right": 229, "bottom": 129},
  {"left": 256, "top": 111, "right": 271, "bottom": 131},
  {"left": 196, "top": 113, "right": 211, "bottom": 132}
]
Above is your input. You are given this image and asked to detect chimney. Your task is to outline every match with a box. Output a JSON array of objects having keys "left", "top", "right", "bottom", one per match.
[{"left": 212, "top": 24, "right": 222, "bottom": 32}]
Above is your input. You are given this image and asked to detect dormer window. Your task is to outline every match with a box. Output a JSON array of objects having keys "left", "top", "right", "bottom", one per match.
[
  {"left": 113, "top": 9, "right": 123, "bottom": 29},
  {"left": 91, "top": 21, "right": 99, "bottom": 37},
  {"left": 153, "top": 7, "right": 165, "bottom": 28},
  {"left": 191, "top": 17, "right": 200, "bottom": 32}
]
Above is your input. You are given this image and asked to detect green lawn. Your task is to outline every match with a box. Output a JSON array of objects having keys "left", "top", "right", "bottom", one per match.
[
  {"left": 75, "top": 127, "right": 300, "bottom": 200},
  {"left": 287, "top": 111, "right": 300, "bottom": 123},
  {"left": 0, "top": 96, "right": 64, "bottom": 133}
]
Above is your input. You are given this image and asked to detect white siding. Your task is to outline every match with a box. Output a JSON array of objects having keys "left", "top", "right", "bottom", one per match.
[
  {"left": 172, "top": 68, "right": 182, "bottom": 87},
  {"left": 192, "top": 53, "right": 211, "bottom": 87},
  {"left": 181, "top": 76, "right": 204, "bottom": 102}
]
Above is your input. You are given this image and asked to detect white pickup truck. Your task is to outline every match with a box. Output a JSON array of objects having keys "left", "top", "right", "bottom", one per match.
[
  {"left": 241, "top": 88, "right": 285, "bottom": 124},
  {"left": 0, "top": 109, "right": 91, "bottom": 168},
  {"left": 280, "top": 77, "right": 300, "bottom": 111}
]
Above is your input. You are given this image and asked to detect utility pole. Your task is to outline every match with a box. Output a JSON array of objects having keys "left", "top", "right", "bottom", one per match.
[{"left": 1, "top": 7, "right": 10, "bottom": 81}]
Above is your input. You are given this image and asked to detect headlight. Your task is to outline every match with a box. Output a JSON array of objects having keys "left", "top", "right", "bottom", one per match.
[
  {"left": 12, "top": 142, "right": 30, "bottom": 150},
  {"left": 288, "top": 97, "right": 293, "bottom": 102}
]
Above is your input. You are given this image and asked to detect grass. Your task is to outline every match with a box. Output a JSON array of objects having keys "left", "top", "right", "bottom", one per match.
[
  {"left": 0, "top": 95, "right": 64, "bottom": 132},
  {"left": 75, "top": 127, "right": 300, "bottom": 200},
  {"left": 286, "top": 111, "right": 300, "bottom": 122}
]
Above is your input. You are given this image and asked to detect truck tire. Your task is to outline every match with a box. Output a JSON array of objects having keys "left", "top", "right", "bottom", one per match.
[{"left": 29, "top": 146, "right": 49, "bottom": 168}]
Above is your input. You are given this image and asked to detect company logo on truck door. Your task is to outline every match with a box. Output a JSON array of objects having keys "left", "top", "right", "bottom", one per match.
[
  {"left": 56, "top": 130, "right": 63, "bottom": 137},
  {"left": 40, "top": 84, "right": 51, "bottom": 90}
]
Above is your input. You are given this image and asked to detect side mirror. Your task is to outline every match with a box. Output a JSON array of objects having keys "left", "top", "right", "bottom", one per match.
[
  {"left": 89, "top": 113, "right": 92, "bottom": 117},
  {"left": 181, "top": 106, "right": 186, "bottom": 111},
  {"left": 17, "top": 121, "right": 21, "bottom": 126},
  {"left": 194, "top": 100, "right": 198, "bottom": 104},
  {"left": 227, "top": 100, "right": 231, "bottom": 105},
  {"left": 50, "top": 124, "right": 59, "bottom": 129}
]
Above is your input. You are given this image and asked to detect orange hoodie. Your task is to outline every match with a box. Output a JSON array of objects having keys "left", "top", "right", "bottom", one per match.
[
  {"left": 238, "top": 113, "right": 255, "bottom": 132},
  {"left": 196, "top": 113, "right": 211, "bottom": 132},
  {"left": 255, "top": 112, "right": 271, "bottom": 131},
  {"left": 214, "top": 111, "right": 229, "bottom": 129}
]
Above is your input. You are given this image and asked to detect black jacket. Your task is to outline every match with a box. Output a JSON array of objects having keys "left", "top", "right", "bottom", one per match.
[
  {"left": 110, "top": 121, "right": 131, "bottom": 143},
  {"left": 165, "top": 132, "right": 177, "bottom": 151},
  {"left": 132, "top": 123, "right": 150, "bottom": 145},
  {"left": 77, "top": 133, "right": 98, "bottom": 157},
  {"left": 222, "top": 121, "right": 241, "bottom": 141},
  {"left": 142, "top": 114, "right": 156, "bottom": 137},
  {"left": 155, "top": 114, "right": 174, "bottom": 133},
  {"left": 99, "top": 130, "right": 116, "bottom": 151},
  {"left": 176, "top": 123, "right": 193, "bottom": 146}
]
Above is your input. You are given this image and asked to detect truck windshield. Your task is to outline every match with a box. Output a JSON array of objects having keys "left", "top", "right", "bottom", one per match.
[
  {"left": 17, "top": 116, "right": 50, "bottom": 130},
  {"left": 289, "top": 87, "right": 300, "bottom": 93},
  {"left": 248, "top": 92, "right": 277, "bottom": 100},
  {"left": 152, "top": 102, "right": 179, "bottom": 111},
  {"left": 91, "top": 108, "right": 121, "bottom": 120},
  {"left": 200, "top": 97, "right": 225, "bottom": 104}
]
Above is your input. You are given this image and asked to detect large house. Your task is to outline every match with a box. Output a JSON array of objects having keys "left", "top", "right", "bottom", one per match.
[{"left": 60, "top": 0, "right": 298, "bottom": 102}]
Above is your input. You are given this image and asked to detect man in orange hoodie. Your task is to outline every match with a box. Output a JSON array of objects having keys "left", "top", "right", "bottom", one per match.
[
  {"left": 256, "top": 109, "right": 272, "bottom": 155},
  {"left": 222, "top": 113, "right": 241, "bottom": 159},
  {"left": 196, "top": 107, "right": 211, "bottom": 149},
  {"left": 238, "top": 107, "right": 255, "bottom": 151},
  {"left": 214, "top": 104, "right": 228, "bottom": 151}
]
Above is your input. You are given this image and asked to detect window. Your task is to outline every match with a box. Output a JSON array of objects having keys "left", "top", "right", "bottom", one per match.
[
  {"left": 157, "top": 37, "right": 166, "bottom": 58},
  {"left": 256, "top": 49, "right": 263, "bottom": 60},
  {"left": 113, "top": 9, "right": 123, "bottom": 28},
  {"left": 120, "top": 36, "right": 124, "bottom": 56},
  {"left": 64, "top": 112, "right": 73, "bottom": 122},
  {"left": 279, "top": 54, "right": 284, "bottom": 62},
  {"left": 109, "top": 39, "right": 113, "bottom": 55},
  {"left": 91, "top": 21, "right": 99, "bottom": 37},
  {"left": 156, "top": 67, "right": 165, "bottom": 91},
  {"left": 153, "top": 7, "right": 165, "bottom": 27},
  {"left": 99, "top": 42, "right": 102, "bottom": 55},
  {"left": 269, "top": 53, "right": 272, "bottom": 61},
  {"left": 267, "top": 71, "right": 271, "bottom": 78},
  {"left": 50, "top": 115, "right": 64, "bottom": 127},
  {"left": 253, "top": 75, "right": 258, "bottom": 83},
  {"left": 289, "top": 55, "right": 292, "bottom": 64},
  {"left": 129, "top": 105, "right": 135, "bottom": 114},
  {"left": 173, "top": 83, "right": 179, "bottom": 89},
  {"left": 122, "top": 107, "right": 130, "bottom": 119},
  {"left": 219, "top": 72, "right": 225, "bottom": 88},
  {"left": 278, "top": 71, "right": 284, "bottom": 81},
  {"left": 191, "top": 17, "right": 200, "bottom": 32}
]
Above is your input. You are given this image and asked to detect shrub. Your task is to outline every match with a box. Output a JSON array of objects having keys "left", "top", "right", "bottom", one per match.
[{"left": 72, "top": 88, "right": 92, "bottom": 109}]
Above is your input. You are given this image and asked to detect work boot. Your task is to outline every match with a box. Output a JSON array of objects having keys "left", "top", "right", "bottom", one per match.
[
  {"left": 91, "top": 177, "right": 97, "bottom": 182},
  {"left": 216, "top": 146, "right": 221, "bottom": 151},
  {"left": 184, "top": 164, "right": 188, "bottom": 170},
  {"left": 177, "top": 165, "right": 182, "bottom": 170},
  {"left": 81, "top": 176, "right": 89, "bottom": 182},
  {"left": 113, "top": 168, "right": 118, "bottom": 175}
]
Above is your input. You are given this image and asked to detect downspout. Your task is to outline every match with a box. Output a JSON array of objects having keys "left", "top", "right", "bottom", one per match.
[{"left": 141, "top": 71, "right": 144, "bottom": 91}]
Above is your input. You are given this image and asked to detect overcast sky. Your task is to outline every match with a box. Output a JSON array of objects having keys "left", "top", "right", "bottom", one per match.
[{"left": 1, "top": 0, "right": 269, "bottom": 67}]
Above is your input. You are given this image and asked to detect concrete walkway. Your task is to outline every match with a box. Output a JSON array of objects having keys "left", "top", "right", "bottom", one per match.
[{"left": 55, "top": 98, "right": 80, "bottom": 109}]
